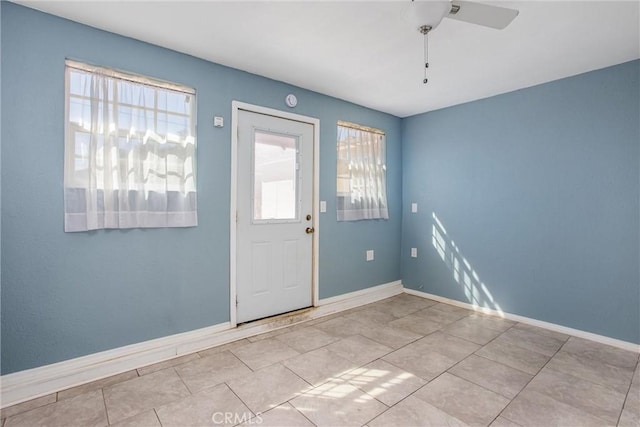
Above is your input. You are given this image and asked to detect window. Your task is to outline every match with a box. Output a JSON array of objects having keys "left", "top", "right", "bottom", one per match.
[
  {"left": 336, "top": 121, "right": 388, "bottom": 221},
  {"left": 64, "top": 60, "right": 197, "bottom": 232},
  {"left": 253, "top": 131, "right": 299, "bottom": 221}
]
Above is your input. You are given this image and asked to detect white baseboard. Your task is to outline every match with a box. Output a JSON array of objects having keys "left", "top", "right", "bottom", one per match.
[
  {"left": 1, "top": 280, "right": 402, "bottom": 408},
  {"left": 0, "top": 322, "right": 230, "bottom": 409},
  {"left": 404, "top": 288, "right": 640, "bottom": 353},
  {"left": 318, "top": 280, "right": 403, "bottom": 311}
]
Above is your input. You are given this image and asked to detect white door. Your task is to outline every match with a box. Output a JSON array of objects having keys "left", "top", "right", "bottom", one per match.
[{"left": 236, "top": 110, "right": 314, "bottom": 323}]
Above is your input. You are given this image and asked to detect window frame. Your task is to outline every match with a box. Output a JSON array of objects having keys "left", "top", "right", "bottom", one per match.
[{"left": 63, "top": 59, "right": 198, "bottom": 231}]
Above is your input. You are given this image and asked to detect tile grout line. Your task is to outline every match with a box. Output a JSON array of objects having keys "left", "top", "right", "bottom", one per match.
[
  {"left": 285, "top": 402, "right": 318, "bottom": 427},
  {"left": 471, "top": 321, "right": 558, "bottom": 369},
  {"left": 467, "top": 321, "right": 550, "bottom": 377},
  {"left": 152, "top": 408, "right": 162, "bottom": 427},
  {"left": 170, "top": 366, "right": 194, "bottom": 397},
  {"left": 471, "top": 352, "right": 540, "bottom": 377},
  {"left": 230, "top": 337, "right": 302, "bottom": 370},
  {"left": 372, "top": 310, "right": 474, "bottom": 377},
  {"left": 138, "top": 353, "right": 201, "bottom": 377},
  {"left": 277, "top": 339, "right": 393, "bottom": 425},
  {"left": 100, "top": 388, "right": 111, "bottom": 426},
  {"left": 283, "top": 358, "right": 389, "bottom": 427},
  {"left": 434, "top": 323, "right": 528, "bottom": 402},
  {"left": 0, "top": 396, "right": 59, "bottom": 424},
  {"left": 367, "top": 367, "right": 461, "bottom": 426},
  {"left": 546, "top": 338, "right": 636, "bottom": 398},
  {"left": 421, "top": 350, "right": 514, "bottom": 424},
  {"left": 224, "top": 361, "right": 315, "bottom": 425},
  {"left": 327, "top": 361, "right": 392, "bottom": 410},
  {"left": 272, "top": 364, "right": 321, "bottom": 424},
  {"left": 445, "top": 360, "right": 523, "bottom": 401},
  {"left": 338, "top": 316, "right": 425, "bottom": 350},
  {"left": 227, "top": 349, "right": 257, "bottom": 374},
  {"left": 223, "top": 381, "right": 258, "bottom": 424},
  {"left": 280, "top": 363, "right": 315, "bottom": 389},
  {"left": 491, "top": 333, "right": 580, "bottom": 426},
  {"left": 110, "top": 367, "right": 192, "bottom": 426},
  {"left": 615, "top": 353, "right": 640, "bottom": 426}
]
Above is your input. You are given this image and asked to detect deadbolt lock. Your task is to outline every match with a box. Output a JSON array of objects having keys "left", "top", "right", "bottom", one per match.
[{"left": 306, "top": 214, "right": 312, "bottom": 221}]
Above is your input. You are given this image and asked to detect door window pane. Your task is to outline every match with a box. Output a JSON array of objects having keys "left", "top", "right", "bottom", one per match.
[{"left": 253, "top": 131, "right": 298, "bottom": 221}]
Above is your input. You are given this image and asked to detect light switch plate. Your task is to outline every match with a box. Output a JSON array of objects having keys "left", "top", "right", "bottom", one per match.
[
  {"left": 366, "top": 250, "right": 374, "bottom": 261},
  {"left": 411, "top": 248, "right": 418, "bottom": 258},
  {"left": 213, "top": 116, "right": 224, "bottom": 127},
  {"left": 320, "top": 200, "right": 327, "bottom": 213},
  {"left": 411, "top": 203, "right": 418, "bottom": 213}
]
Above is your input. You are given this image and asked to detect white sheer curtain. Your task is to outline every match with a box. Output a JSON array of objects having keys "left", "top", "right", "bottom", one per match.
[
  {"left": 64, "top": 61, "right": 197, "bottom": 232},
  {"left": 336, "top": 122, "right": 389, "bottom": 221}
]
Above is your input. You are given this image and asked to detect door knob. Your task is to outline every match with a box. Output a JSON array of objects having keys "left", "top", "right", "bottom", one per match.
[{"left": 305, "top": 227, "right": 315, "bottom": 234}]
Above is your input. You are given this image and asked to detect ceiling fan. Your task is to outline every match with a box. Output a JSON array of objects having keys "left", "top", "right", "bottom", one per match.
[{"left": 408, "top": 0, "right": 520, "bottom": 83}]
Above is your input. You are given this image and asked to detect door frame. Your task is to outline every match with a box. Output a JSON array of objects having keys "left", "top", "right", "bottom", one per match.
[{"left": 230, "top": 100, "right": 320, "bottom": 328}]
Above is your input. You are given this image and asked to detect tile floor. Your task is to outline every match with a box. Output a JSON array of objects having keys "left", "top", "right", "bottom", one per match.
[{"left": 1, "top": 294, "right": 639, "bottom": 427}]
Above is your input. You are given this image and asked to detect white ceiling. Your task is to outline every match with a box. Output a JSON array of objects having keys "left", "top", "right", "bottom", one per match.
[{"left": 15, "top": 0, "right": 640, "bottom": 117}]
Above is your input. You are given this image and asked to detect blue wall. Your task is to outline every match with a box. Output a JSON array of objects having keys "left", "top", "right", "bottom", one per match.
[
  {"left": 401, "top": 60, "right": 640, "bottom": 344},
  {"left": 0, "top": 3, "right": 402, "bottom": 374}
]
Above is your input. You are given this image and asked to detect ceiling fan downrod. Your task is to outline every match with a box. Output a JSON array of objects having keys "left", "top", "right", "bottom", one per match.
[{"left": 419, "top": 25, "right": 432, "bottom": 84}]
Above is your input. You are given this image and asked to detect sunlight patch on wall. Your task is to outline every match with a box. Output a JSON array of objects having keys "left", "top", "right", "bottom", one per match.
[{"left": 431, "top": 212, "right": 504, "bottom": 316}]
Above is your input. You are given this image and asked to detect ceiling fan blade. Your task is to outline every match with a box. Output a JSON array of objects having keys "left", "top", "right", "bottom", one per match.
[{"left": 447, "top": 1, "right": 519, "bottom": 30}]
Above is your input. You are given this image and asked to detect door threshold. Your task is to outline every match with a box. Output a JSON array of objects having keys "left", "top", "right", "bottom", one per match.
[{"left": 237, "top": 306, "right": 314, "bottom": 330}]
